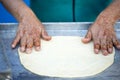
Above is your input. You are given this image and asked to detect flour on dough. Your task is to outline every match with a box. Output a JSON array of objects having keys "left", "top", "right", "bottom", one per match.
[{"left": 18, "top": 36, "right": 115, "bottom": 78}]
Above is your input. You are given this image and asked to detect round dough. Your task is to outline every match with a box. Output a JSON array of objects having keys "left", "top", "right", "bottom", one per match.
[{"left": 18, "top": 36, "right": 115, "bottom": 78}]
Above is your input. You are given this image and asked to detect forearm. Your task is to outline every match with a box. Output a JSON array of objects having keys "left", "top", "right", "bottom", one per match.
[
  {"left": 0, "top": 0, "right": 36, "bottom": 22},
  {"left": 100, "top": 0, "right": 120, "bottom": 22}
]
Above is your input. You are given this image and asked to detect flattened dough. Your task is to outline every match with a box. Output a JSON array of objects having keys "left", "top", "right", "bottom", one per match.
[{"left": 18, "top": 36, "right": 115, "bottom": 78}]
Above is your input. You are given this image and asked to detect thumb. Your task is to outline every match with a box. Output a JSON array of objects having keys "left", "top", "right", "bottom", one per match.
[
  {"left": 41, "top": 29, "right": 52, "bottom": 41},
  {"left": 82, "top": 30, "right": 92, "bottom": 43}
]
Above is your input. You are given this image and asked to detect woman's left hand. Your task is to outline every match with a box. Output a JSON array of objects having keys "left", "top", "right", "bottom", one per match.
[{"left": 82, "top": 13, "right": 120, "bottom": 56}]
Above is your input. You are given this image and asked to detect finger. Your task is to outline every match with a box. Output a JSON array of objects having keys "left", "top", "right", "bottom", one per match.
[
  {"left": 41, "top": 29, "right": 51, "bottom": 41},
  {"left": 12, "top": 34, "right": 20, "bottom": 48},
  {"left": 112, "top": 37, "right": 120, "bottom": 49},
  {"left": 82, "top": 30, "right": 92, "bottom": 44},
  {"left": 26, "top": 38, "right": 33, "bottom": 54},
  {"left": 107, "top": 39, "right": 113, "bottom": 54},
  {"left": 93, "top": 39, "right": 100, "bottom": 54},
  {"left": 20, "top": 36, "right": 27, "bottom": 52},
  {"left": 101, "top": 44, "right": 108, "bottom": 56},
  {"left": 100, "top": 37, "right": 109, "bottom": 56},
  {"left": 34, "top": 36, "right": 41, "bottom": 51}
]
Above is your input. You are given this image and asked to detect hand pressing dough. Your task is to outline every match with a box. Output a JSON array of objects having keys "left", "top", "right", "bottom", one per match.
[{"left": 18, "top": 36, "right": 115, "bottom": 78}]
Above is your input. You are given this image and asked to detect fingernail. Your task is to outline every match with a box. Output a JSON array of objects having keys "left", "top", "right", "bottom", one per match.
[
  {"left": 103, "top": 50, "right": 108, "bottom": 56},
  {"left": 94, "top": 49, "right": 99, "bottom": 54},
  {"left": 26, "top": 49, "right": 32, "bottom": 54},
  {"left": 103, "top": 54, "right": 108, "bottom": 56},
  {"left": 20, "top": 47, "right": 25, "bottom": 52},
  {"left": 45, "top": 36, "right": 52, "bottom": 40},
  {"left": 81, "top": 38, "right": 89, "bottom": 43},
  {"left": 48, "top": 36, "right": 52, "bottom": 39},
  {"left": 36, "top": 47, "right": 40, "bottom": 51},
  {"left": 12, "top": 44, "right": 15, "bottom": 48},
  {"left": 108, "top": 48, "right": 112, "bottom": 53}
]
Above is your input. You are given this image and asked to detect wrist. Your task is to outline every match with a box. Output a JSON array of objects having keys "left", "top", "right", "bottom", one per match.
[
  {"left": 100, "top": 11, "right": 116, "bottom": 23},
  {"left": 99, "top": 0, "right": 120, "bottom": 22},
  {"left": 17, "top": 7, "right": 37, "bottom": 23},
  {"left": 95, "top": 11, "right": 116, "bottom": 27}
]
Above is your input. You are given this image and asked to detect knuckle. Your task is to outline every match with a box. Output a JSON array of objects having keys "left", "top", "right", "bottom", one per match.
[
  {"left": 27, "top": 40, "right": 33, "bottom": 48},
  {"left": 108, "top": 44, "right": 113, "bottom": 48},
  {"left": 13, "top": 38, "right": 19, "bottom": 43},
  {"left": 94, "top": 44, "right": 100, "bottom": 49},
  {"left": 21, "top": 43, "right": 25, "bottom": 47},
  {"left": 13, "top": 39, "right": 17, "bottom": 43},
  {"left": 35, "top": 42, "right": 40, "bottom": 46},
  {"left": 101, "top": 44, "right": 107, "bottom": 50},
  {"left": 113, "top": 39, "right": 119, "bottom": 45},
  {"left": 34, "top": 37, "right": 40, "bottom": 42},
  {"left": 20, "top": 39, "right": 26, "bottom": 46},
  {"left": 27, "top": 44, "right": 33, "bottom": 48}
]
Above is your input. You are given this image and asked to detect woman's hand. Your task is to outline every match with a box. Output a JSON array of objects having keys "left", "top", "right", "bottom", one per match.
[
  {"left": 0, "top": 0, "right": 51, "bottom": 54},
  {"left": 82, "top": 13, "right": 120, "bottom": 56},
  {"left": 12, "top": 17, "right": 51, "bottom": 54}
]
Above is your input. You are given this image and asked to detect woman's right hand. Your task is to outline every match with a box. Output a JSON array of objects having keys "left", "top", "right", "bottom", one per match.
[{"left": 12, "top": 16, "right": 51, "bottom": 54}]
